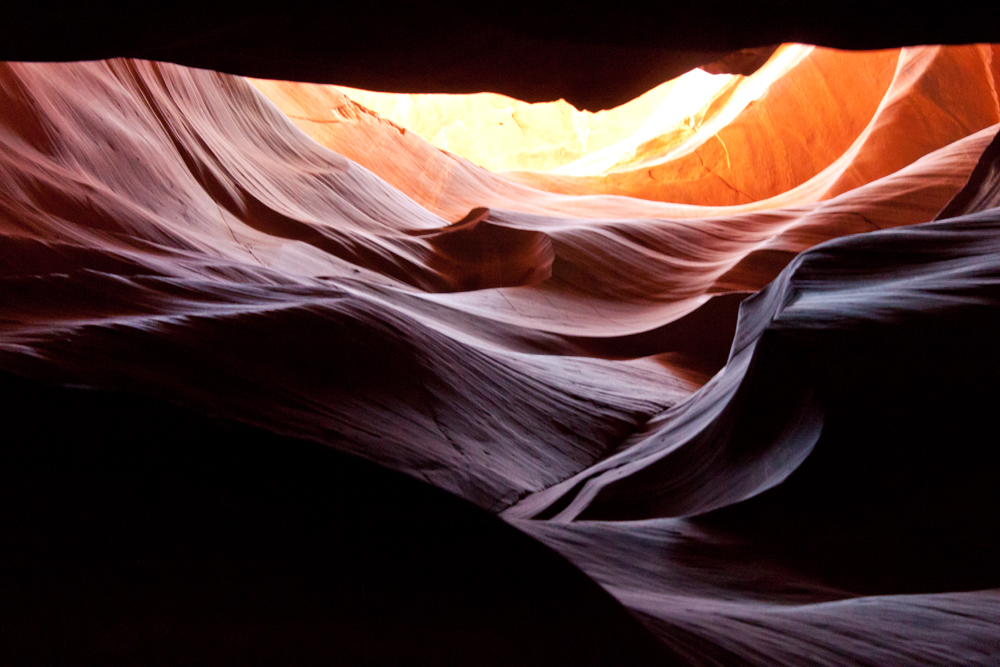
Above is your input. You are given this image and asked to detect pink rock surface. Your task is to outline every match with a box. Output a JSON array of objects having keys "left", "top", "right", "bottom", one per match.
[{"left": 2, "top": 48, "right": 999, "bottom": 665}]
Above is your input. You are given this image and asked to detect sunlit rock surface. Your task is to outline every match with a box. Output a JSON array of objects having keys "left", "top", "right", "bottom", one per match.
[
  {"left": 255, "top": 44, "right": 1000, "bottom": 207},
  {"left": 2, "top": 43, "right": 999, "bottom": 665},
  {"left": 332, "top": 81, "right": 679, "bottom": 173}
]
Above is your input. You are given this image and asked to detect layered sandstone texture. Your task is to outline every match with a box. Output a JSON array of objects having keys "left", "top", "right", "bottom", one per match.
[{"left": 2, "top": 43, "right": 1000, "bottom": 666}]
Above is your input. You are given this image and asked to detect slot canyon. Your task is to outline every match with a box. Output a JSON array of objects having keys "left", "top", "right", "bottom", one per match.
[{"left": 2, "top": 5, "right": 999, "bottom": 665}]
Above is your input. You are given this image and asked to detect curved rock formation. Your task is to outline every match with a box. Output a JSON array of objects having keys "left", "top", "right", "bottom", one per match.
[
  {"left": 254, "top": 44, "right": 1000, "bottom": 209},
  {"left": 507, "top": 134, "right": 1000, "bottom": 664},
  {"left": 2, "top": 40, "right": 999, "bottom": 665}
]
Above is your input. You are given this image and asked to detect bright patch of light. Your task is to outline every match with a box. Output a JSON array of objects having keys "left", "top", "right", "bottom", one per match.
[
  {"left": 332, "top": 44, "right": 814, "bottom": 176},
  {"left": 551, "top": 69, "right": 736, "bottom": 176},
  {"left": 554, "top": 44, "right": 815, "bottom": 176}
]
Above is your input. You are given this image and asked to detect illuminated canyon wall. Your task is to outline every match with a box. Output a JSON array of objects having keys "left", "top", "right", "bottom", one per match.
[{"left": 1, "top": 38, "right": 999, "bottom": 666}]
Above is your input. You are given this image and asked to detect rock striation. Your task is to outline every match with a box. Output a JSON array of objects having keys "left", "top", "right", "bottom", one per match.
[{"left": 1, "top": 44, "right": 999, "bottom": 665}]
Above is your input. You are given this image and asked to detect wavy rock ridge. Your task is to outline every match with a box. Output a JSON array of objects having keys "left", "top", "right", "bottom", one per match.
[{"left": 1, "top": 44, "right": 999, "bottom": 665}]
